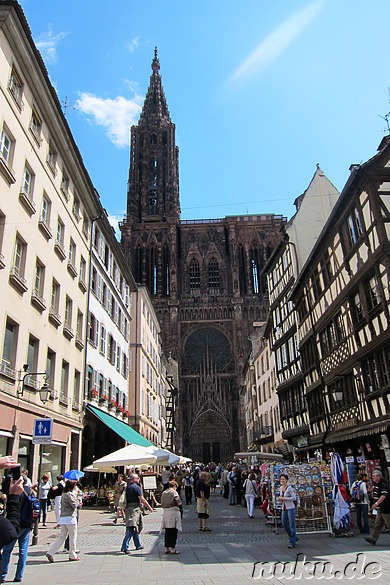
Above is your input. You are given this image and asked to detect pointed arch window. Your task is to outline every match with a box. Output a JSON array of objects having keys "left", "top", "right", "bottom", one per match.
[
  {"left": 249, "top": 246, "right": 260, "bottom": 294},
  {"left": 148, "top": 190, "right": 157, "bottom": 215},
  {"left": 189, "top": 259, "right": 200, "bottom": 291},
  {"left": 146, "top": 246, "right": 157, "bottom": 296},
  {"left": 238, "top": 244, "right": 247, "bottom": 295},
  {"left": 162, "top": 245, "right": 170, "bottom": 296},
  {"left": 208, "top": 258, "right": 219, "bottom": 290}
]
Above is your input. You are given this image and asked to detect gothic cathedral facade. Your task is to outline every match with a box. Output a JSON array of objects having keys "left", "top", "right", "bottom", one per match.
[{"left": 120, "top": 50, "right": 286, "bottom": 462}]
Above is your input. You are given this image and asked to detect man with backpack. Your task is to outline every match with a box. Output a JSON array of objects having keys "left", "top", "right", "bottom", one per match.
[
  {"left": 1, "top": 477, "right": 40, "bottom": 583},
  {"left": 350, "top": 473, "right": 370, "bottom": 534}
]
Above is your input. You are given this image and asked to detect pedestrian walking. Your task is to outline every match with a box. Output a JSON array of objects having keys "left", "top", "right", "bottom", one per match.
[
  {"left": 46, "top": 480, "right": 81, "bottom": 562},
  {"left": 364, "top": 469, "right": 390, "bottom": 545},
  {"left": 227, "top": 466, "right": 238, "bottom": 505},
  {"left": 121, "top": 474, "right": 153, "bottom": 554},
  {"left": 195, "top": 471, "right": 211, "bottom": 532},
  {"left": 351, "top": 473, "right": 370, "bottom": 535},
  {"left": 183, "top": 470, "right": 193, "bottom": 505},
  {"left": 243, "top": 473, "right": 258, "bottom": 519},
  {"left": 113, "top": 474, "right": 126, "bottom": 524},
  {"left": 278, "top": 474, "right": 297, "bottom": 548},
  {"left": 32, "top": 473, "right": 51, "bottom": 527},
  {"left": 160, "top": 480, "right": 183, "bottom": 555}
]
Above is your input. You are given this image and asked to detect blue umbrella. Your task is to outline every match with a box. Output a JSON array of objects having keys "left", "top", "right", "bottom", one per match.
[{"left": 63, "top": 469, "right": 85, "bottom": 480}]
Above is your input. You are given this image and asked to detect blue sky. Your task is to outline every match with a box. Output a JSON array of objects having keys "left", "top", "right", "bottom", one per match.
[{"left": 20, "top": 0, "right": 390, "bottom": 233}]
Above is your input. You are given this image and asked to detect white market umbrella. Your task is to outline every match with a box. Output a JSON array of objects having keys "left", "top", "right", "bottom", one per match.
[
  {"left": 93, "top": 444, "right": 157, "bottom": 468},
  {"left": 178, "top": 456, "right": 192, "bottom": 464},
  {"left": 144, "top": 445, "right": 180, "bottom": 465},
  {"left": 83, "top": 464, "right": 118, "bottom": 474}
]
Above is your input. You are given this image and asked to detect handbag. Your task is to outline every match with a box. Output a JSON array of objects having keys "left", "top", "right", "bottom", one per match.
[{"left": 118, "top": 489, "right": 127, "bottom": 509}]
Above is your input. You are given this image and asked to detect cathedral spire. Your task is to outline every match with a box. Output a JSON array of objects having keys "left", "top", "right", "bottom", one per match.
[{"left": 139, "top": 47, "right": 170, "bottom": 125}]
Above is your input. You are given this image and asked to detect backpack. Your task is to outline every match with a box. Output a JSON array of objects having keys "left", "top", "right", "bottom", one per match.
[
  {"left": 20, "top": 493, "right": 40, "bottom": 528},
  {"left": 351, "top": 481, "right": 364, "bottom": 503}
]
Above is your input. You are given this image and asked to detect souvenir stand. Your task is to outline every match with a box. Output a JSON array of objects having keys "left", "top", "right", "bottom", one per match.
[{"left": 267, "top": 463, "right": 333, "bottom": 536}]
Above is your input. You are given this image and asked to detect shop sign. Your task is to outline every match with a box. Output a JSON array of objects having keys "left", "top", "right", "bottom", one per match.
[{"left": 331, "top": 417, "right": 358, "bottom": 432}]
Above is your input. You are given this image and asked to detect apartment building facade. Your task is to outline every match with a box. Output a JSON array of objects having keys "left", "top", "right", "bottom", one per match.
[
  {"left": 0, "top": 1, "right": 100, "bottom": 480},
  {"left": 81, "top": 214, "right": 137, "bottom": 467},
  {"left": 129, "top": 286, "right": 165, "bottom": 447}
]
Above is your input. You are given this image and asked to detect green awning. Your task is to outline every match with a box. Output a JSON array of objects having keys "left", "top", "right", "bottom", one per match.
[{"left": 87, "top": 405, "right": 153, "bottom": 448}]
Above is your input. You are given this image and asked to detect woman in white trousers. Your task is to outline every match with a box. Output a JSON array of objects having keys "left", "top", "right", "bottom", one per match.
[
  {"left": 243, "top": 473, "right": 258, "bottom": 519},
  {"left": 46, "top": 480, "right": 81, "bottom": 562}
]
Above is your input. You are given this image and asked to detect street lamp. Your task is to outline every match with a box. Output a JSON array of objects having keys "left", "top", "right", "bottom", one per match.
[
  {"left": 331, "top": 377, "right": 344, "bottom": 406},
  {"left": 18, "top": 365, "right": 50, "bottom": 404}
]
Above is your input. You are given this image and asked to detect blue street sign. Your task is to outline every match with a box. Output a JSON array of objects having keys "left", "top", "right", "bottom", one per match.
[{"left": 32, "top": 418, "right": 53, "bottom": 444}]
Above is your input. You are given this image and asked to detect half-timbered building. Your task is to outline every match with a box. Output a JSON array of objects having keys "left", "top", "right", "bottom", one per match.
[
  {"left": 264, "top": 166, "right": 339, "bottom": 452},
  {"left": 292, "top": 136, "right": 390, "bottom": 463}
]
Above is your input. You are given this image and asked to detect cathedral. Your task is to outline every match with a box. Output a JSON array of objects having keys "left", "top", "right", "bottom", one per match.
[{"left": 120, "top": 50, "right": 286, "bottom": 462}]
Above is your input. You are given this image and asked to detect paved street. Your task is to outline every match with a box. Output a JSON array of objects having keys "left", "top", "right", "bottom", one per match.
[{"left": 5, "top": 493, "right": 390, "bottom": 584}]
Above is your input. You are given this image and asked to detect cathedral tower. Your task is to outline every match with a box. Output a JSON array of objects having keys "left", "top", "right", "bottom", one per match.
[{"left": 121, "top": 51, "right": 286, "bottom": 461}]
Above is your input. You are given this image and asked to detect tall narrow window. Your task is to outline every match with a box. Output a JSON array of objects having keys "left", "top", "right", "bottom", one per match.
[
  {"left": 29, "top": 108, "right": 42, "bottom": 145},
  {"left": 189, "top": 259, "right": 200, "bottom": 291},
  {"left": 51, "top": 279, "right": 60, "bottom": 312},
  {"left": 8, "top": 67, "right": 23, "bottom": 108},
  {"left": 13, "top": 236, "right": 26, "bottom": 278},
  {"left": 26, "top": 335, "right": 39, "bottom": 373},
  {"left": 34, "top": 259, "right": 45, "bottom": 296},
  {"left": 46, "top": 348, "right": 55, "bottom": 388},
  {"left": 0, "top": 128, "right": 12, "bottom": 163},
  {"left": 249, "top": 246, "right": 260, "bottom": 293},
  {"left": 73, "top": 370, "right": 81, "bottom": 406},
  {"left": 2, "top": 318, "right": 19, "bottom": 371},
  {"left": 61, "top": 360, "right": 69, "bottom": 399},
  {"left": 238, "top": 244, "right": 247, "bottom": 294},
  {"left": 208, "top": 258, "right": 219, "bottom": 290}
]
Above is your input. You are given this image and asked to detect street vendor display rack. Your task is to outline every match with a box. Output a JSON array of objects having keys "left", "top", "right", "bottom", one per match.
[{"left": 267, "top": 463, "right": 333, "bottom": 536}]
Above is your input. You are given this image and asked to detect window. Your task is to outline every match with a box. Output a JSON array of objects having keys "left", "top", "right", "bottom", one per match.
[
  {"left": 368, "top": 275, "right": 381, "bottom": 310},
  {"left": 26, "top": 335, "right": 39, "bottom": 373},
  {"left": 19, "top": 165, "right": 36, "bottom": 215},
  {"left": 89, "top": 313, "right": 99, "bottom": 347},
  {"left": 122, "top": 353, "right": 128, "bottom": 378},
  {"left": 72, "top": 195, "right": 81, "bottom": 221},
  {"left": 21, "top": 165, "right": 33, "bottom": 197},
  {"left": 51, "top": 280, "right": 60, "bottom": 312},
  {"left": 54, "top": 219, "right": 66, "bottom": 260},
  {"left": 76, "top": 310, "right": 83, "bottom": 339},
  {"left": 0, "top": 126, "right": 16, "bottom": 184},
  {"left": 64, "top": 296, "right": 73, "bottom": 327},
  {"left": 82, "top": 216, "right": 90, "bottom": 238},
  {"left": 347, "top": 207, "right": 364, "bottom": 246},
  {"left": 353, "top": 292, "right": 364, "bottom": 323},
  {"left": 100, "top": 325, "right": 106, "bottom": 355},
  {"left": 116, "top": 345, "right": 121, "bottom": 371},
  {"left": 79, "top": 257, "right": 86, "bottom": 283},
  {"left": 61, "top": 360, "right": 69, "bottom": 399},
  {"left": 46, "top": 348, "right": 56, "bottom": 388},
  {"left": 56, "top": 219, "right": 64, "bottom": 246},
  {"left": 208, "top": 258, "right": 220, "bottom": 289},
  {"left": 10, "top": 235, "right": 28, "bottom": 293},
  {"left": 8, "top": 66, "right": 23, "bottom": 108},
  {"left": 2, "top": 317, "right": 19, "bottom": 371},
  {"left": 68, "top": 240, "right": 76, "bottom": 267},
  {"left": 29, "top": 108, "right": 42, "bottom": 145},
  {"left": 73, "top": 370, "right": 81, "bottom": 406},
  {"left": 47, "top": 144, "right": 58, "bottom": 177},
  {"left": 32, "top": 259, "right": 45, "bottom": 299},
  {"left": 0, "top": 128, "right": 11, "bottom": 163}
]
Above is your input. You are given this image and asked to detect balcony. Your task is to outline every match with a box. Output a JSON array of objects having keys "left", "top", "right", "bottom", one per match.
[
  {"left": 9, "top": 265, "right": 28, "bottom": 294},
  {"left": 72, "top": 399, "right": 81, "bottom": 412},
  {"left": 48, "top": 307, "right": 62, "bottom": 328},
  {"left": 78, "top": 278, "right": 88, "bottom": 293},
  {"left": 253, "top": 426, "right": 274, "bottom": 444},
  {"left": 59, "top": 392, "right": 70, "bottom": 407},
  {"left": 63, "top": 323, "right": 74, "bottom": 340},
  {"left": 31, "top": 288, "right": 46, "bottom": 313},
  {"left": 46, "top": 155, "right": 57, "bottom": 178},
  {"left": 75, "top": 335, "right": 85, "bottom": 351},
  {"left": 0, "top": 253, "right": 5, "bottom": 270},
  {"left": 19, "top": 189, "right": 36, "bottom": 216},
  {"left": 38, "top": 217, "right": 53, "bottom": 240},
  {"left": 0, "top": 153, "right": 16, "bottom": 185},
  {"left": 29, "top": 121, "right": 42, "bottom": 147},
  {"left": 67, "top": 261, "right": 78, "bottom": 279},
  {"left": 0, "top": 359, "right": 16, "bottom": 380},
  {"left": 54, "top": 241, "right": 66, "bottom": 261}
]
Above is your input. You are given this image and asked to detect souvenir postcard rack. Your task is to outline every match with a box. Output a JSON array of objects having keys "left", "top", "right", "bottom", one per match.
[{"left": 268, "top": 464, "right": 333, "bottom": 535}]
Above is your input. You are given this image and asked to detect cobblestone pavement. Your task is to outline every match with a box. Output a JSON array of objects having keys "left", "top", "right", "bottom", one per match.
[{"left": 5, "top": 492, "right": 390, "bottom": 584}]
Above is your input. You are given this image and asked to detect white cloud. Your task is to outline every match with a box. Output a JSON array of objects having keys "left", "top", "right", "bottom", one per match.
[
  {"left": 36, "top": 26, "right": 67, "bottom": 64},
  {"left": 226, "top": 0, "right": 325, "bottom": 90},
  {"left": 107, "top": 214, "right": 122, "bottom": 240},
  {"left": 76, "top": 93, "right": 143, "bottom": 148},
  {"left": 127, "top": 37, "right": 140, "bottom": 53}
]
